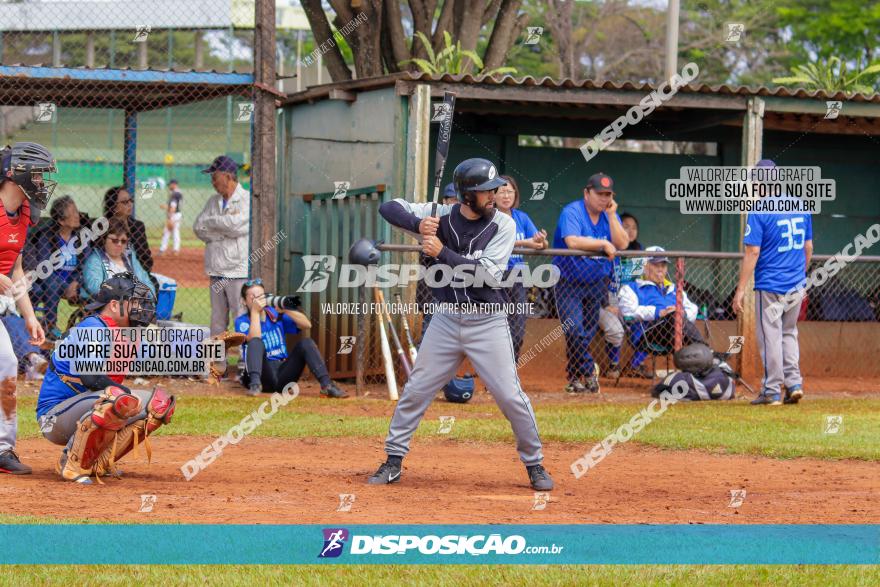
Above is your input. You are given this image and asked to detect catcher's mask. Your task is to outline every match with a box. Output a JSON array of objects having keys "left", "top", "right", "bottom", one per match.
[
  {"left": 85, "top": 272, "right": 157, "bottom": 327},
  {"left": 1, "top": 142, "right": 58, "bottom": 210}
]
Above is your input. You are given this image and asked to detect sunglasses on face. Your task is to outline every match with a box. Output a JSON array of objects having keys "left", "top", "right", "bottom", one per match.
[{"left": 108, "top": 237, "right": 129, "bottom": 245}]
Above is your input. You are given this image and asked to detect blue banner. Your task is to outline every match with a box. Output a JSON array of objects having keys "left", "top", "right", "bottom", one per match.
[{"left": 1, "top": 525, "right": 877, "bottom": 565}]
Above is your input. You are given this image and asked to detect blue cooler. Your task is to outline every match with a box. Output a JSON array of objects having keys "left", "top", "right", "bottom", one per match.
[{"left": 152, "top": 273, "right": 177, "bottom": 320}]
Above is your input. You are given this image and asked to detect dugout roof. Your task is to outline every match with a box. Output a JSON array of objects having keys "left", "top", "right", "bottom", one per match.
[
  {"left": 0, "top": 65, "right": 253, "bottom": 111},
  {"left": 282, "top": 72, "right": 880, "bottom": 137}
]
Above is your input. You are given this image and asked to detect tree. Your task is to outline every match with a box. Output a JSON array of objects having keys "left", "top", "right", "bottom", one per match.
[{"left": 299, "top": 0, "right": 530, "bottom": 82}]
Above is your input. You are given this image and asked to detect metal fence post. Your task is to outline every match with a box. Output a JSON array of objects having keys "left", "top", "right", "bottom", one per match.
[
  {"left": 356, "top": 283, "right": 366, "bottom": 396},
  {"left": 675, "top": 257, "right": 684, "bottom": 350}
]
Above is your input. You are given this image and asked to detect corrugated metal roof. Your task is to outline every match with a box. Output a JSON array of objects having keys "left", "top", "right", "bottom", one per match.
[{"left": 283, "top": 71, "right": 880, "bottom": 105}]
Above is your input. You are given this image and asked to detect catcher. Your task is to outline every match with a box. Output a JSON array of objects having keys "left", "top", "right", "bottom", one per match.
[{"left": 36, "top": 273, "right": 175, "bottom": 484}]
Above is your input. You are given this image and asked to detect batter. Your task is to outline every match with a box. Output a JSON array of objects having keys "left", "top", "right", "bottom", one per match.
[{"left": 366, "top": 158, "right": 553, "bottom": 491}]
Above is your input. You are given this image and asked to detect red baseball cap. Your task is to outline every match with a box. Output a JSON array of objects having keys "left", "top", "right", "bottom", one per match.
[{"left": 586, "top": 173, "right": 614, "bottom": 193}]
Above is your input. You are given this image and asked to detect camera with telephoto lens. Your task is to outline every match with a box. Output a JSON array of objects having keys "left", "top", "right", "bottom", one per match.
[{"left": 263, "top": 294, "right": 301, "bottom": 310}]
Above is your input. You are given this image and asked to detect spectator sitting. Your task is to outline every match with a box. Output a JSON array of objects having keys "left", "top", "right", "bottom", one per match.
[
  {"left": 80, "top": 217, "right": 156, "bottom": 301},
  {"left": 599, "top": 212, "right": 645, "bottom": 379},
  {"left": 23, "top": 195, "right": 87, "bottom": 339},
  {"left": 618, "top": 246, "right": 704, "bottom": 365},
  {"left": 0, "top": 296, "right": 47, "bottom": 380},
  {"left": 236, "top": 280, "right": 347, "bottom": 399},
  {"left": 103, "top": 186, "right": 153, "bottom": 276}
]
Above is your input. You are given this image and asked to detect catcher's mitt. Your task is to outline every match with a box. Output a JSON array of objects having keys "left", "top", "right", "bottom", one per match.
[{"left": 207, "top": 331, "right": 247, "bottom": 383}]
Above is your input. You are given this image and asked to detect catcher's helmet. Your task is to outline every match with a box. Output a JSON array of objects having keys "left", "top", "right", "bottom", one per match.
[
  {"left": 84, "top": 272, "right": 157, "bottom": 327},
  {"left": 1, "top": 142, "right": 57, "bottom": 211},
  {"left": 452, "top": 158, "right": 506, "bottom": 206},
  {"left": 673, "top": 342, "right": 714, "bottom": 375},
  {"left": 443, "top": 374, "right": 475, "bottom": 403},
  {"left": 348, "top": 238, "right": 382, "bottom": 266}
]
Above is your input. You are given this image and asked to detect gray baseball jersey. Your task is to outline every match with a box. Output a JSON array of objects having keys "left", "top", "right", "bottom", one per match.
[{"left": 378, "top": 199, "right": 544, "bottom": 465}]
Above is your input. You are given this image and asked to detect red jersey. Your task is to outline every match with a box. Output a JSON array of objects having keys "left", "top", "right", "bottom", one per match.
[{"left": 0, "top": 198, "right": 33, "bottom": 276}]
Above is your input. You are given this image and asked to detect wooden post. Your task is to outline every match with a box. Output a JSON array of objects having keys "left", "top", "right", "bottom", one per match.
[
  {"left": 738, "top": 97, "right": 765, "bottom": 381},
  {"left": 674, "top": 257, "right": 684, "bottom": 350},
  {"left": 194, "top": 31, "right": 204, "bottom": 69},
  {"left": 251, "top": 0, "right": 278, "bottom": 288},
  {"left": 85, "top": 32, "right": 95, "bottom": 68}
]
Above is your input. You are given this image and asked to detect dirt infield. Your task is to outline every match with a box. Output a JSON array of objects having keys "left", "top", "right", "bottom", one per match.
[
  {"left": 3, "top": 435, "right": 878, "bottom": 525},
  {"left": 151, "top": 247, "right": 208, "bottom": 288}
]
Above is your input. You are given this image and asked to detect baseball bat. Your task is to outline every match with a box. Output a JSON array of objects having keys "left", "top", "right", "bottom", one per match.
[
  {"left": 373, "top": 287, "right": 399, "bottom": 400},
  {"left": 377, "top": 290, "right": 412, "bottom": 378},
  {"left": 430, "top": 91, "right": 456, "bottom": 217},
  {"left": 395, "top": 292, "right": 418, "bottom": 363}
]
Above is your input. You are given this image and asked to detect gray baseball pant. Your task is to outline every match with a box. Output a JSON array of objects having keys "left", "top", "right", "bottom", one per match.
[
  {"left": 755, "top": 290, "right": 803, "bottom": 395},
  {"left": 385, "top": 311, "right": 544, "bottom": 466},
  {"left": 209, "top": 276, "right": 247, "bottom": 336},
  {"left": 39, "top": 389, "right": 154, "bottom": 446}
]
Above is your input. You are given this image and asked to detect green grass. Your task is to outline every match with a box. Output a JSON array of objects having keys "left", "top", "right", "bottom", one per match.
[
  {"left": 1, "top": 564, "right": 878, "bottom": 586},
  {"left": 15, "top": 396, "right": 880, "bottom": 461}
]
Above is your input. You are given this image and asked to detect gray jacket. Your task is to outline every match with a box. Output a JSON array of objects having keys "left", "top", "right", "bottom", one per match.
[{"left": 193, "top": 182, "right": 250, "bottom": 278}]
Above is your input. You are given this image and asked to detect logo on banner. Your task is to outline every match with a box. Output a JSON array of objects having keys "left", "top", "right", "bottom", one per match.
[{"left": 318, "top": 528, "right": 349, "bottom": 558}]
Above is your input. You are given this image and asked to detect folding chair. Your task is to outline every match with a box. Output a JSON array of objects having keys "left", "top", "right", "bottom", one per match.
[{"left": 614, "top": 316, "right": 674, "bottom": 386}]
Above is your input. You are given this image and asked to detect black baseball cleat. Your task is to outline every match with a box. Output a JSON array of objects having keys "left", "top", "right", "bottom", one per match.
[
  {"left": 784, "top": 385, "right": 804, "bottom": 405},
  {"left": 367, "top": 460, "right": 402, "bottom": 485},
  {"left": 584, "top": 364, "right": 601, "bottom": 393},
  {"left": 527, "top": 464, "right": 554, "bottom": 491},
  {"left": 751, "top": 392, "right": 782, "bottom": 406},
  {"left": 0, "top": 450, "right": 32, "bottom": 475},
  {"left": 321, "top": 383, "right": 349, "bottom": 399}
]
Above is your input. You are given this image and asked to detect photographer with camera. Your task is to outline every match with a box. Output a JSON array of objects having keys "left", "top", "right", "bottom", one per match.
[{"left": 235, "top": 279, "right": 348, "bottom": 399}]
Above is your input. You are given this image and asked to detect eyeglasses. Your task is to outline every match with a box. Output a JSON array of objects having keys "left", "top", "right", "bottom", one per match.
[
  {"left": 244, "top": 278, "right": 263, "bottom": 287},
  {"left": 108, "top": 237, "right": 129, "bottom": 245}
]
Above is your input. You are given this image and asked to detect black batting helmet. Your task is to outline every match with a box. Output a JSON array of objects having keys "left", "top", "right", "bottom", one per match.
[
  {"left": 348, "top": 238, "right": 382, "bottom": 266},
  {"left": 443, "top": 374, "right": 475, "bottom": 403},
  {"left": 452, "top": 158, "right": 506, "bottom": 206},
  {"left": 1, "top": 142, "right": 57, "bottom": 210}
]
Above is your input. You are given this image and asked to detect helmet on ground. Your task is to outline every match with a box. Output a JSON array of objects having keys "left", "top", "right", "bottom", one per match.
[
  {"left": 348, "top": 238, "right": 382, "bottom": 266},
  {"left": 673, "top": 342, "right": 714, "bottom": 375},
  {"left": 443, "top": 374, "right": 475, "bottom": 403}
]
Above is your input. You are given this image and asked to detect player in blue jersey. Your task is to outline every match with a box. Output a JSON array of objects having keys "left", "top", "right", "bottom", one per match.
[
  {"left": 733, "top": 159, "right": 814, "bottom": 406},
  {"left": 495, "top": 175, "right": 547, "bottom": 359},
  {"left": 235, "top": 279, "right": 347, "bottom": 398},
  {"left": 552, "top": 173, "right": 630, "bottom": 393}
]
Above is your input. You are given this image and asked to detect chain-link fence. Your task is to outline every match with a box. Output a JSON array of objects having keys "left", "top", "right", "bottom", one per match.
[
  {"left": 353, "top": 248, "right": 880, "bottom": 395},
  {"left": 0, "top": 0, "right": 257, "bottom": 338}
]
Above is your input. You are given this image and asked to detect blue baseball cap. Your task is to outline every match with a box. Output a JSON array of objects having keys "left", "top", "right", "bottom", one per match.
[
  {"left": 202, "top": 155, "right": 239, "bottom": 175},
  {"left": 443, "top": 182, "right": 457, "bottom": 198},
  {"left": 756, "top": 159, "right": 776, "bottom": 168}
]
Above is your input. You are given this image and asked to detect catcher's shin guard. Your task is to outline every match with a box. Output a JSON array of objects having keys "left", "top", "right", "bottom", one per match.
[
  {"left": 60, "top": 387, "right": 142, "bottom": 483},
  {"left": 95, "top": 386, "right": 176, "bottom": 475}
]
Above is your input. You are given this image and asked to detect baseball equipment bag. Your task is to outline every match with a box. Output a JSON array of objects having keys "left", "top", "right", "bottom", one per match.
[
  {"left": 443, "top": 374, "right": 475, "bottom": 403},
  {"left": 652, "top": 367, "right": 735, "bottom": 401}
]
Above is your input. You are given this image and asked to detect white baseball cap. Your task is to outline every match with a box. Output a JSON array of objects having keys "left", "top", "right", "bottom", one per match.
[{"left": 645, "top": 246, "right": 669, "bottom": 264}]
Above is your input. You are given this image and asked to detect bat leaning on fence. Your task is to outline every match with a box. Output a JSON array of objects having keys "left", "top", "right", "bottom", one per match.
[
  {"left": 377, "top": 290, "right": 412, "bottom": 379},
  {"left": 373, "top": 287, "right": 399, "bottom": 401},
  {"left": 394, "top": 292, "right": 418, "bottom": 363}
]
